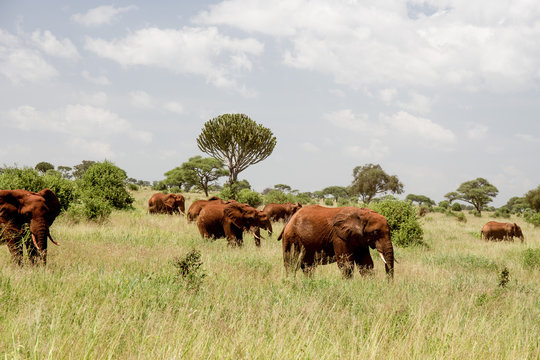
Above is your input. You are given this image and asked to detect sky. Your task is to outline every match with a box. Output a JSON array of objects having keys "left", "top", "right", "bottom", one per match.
[{"left": 1, "top": 0, "right": 540, "bottom": 206}]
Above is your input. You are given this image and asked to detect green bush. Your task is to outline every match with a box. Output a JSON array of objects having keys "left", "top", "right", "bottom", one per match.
[
  {"left": 236, "top": 188, "right": 263, "bottom": 208},
  {"left": 369, "top": 199, "right": 424, "bottom": 247},
  {"left": 451, "top": 203, "right": 462, "bottom": 211},
  {"left": 79, "top": 161, "right": 134, "bottom": 210},
  {"left": 523, "top": 209, "right": 540, "bottom": 227},
  {"left": 324, "top": 198, "right": 334, "bottom": 206},
  {"left": 65, "top": 197, "right": 112, "bottom": 222},
  {"left": 263, "top": 189, "right": 296, "bottom": 204},
  {"left": 127, "top": 183, "right": 139, "bottom": 191},
  {"left": 494, "top": 207, "right": 511, "bottom": 219},
  {"left": 438, "top": 200, "right": 450, "bottom": 209},
  {"left": 521, "top": 248, "right": 540, "bottom": 269},
  {"left": 456, "top": 212, "right": 467, "bottom": 223},
  {"left": 42, "top": 172, "right": 77, "bottom": 211},
  {"left": 337, "top": 198, "right": 350, "bottom": 207}
]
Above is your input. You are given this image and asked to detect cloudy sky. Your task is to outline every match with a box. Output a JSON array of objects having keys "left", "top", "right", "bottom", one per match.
[{"left": 2, "top": 0, "right": 540, "bottom": 206}]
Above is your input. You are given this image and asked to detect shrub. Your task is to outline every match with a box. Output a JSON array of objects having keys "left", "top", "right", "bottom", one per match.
[
  {"left": 438, "top": 200, "right": 450, "bottom": 209},
  {"left": 418, "top": 206, "right": 430, "bottom": 217},
  {"left": 369, "top": 199, "right": 424, "bottom": 247},
  {"left": 337, "top": 198, "right": 350, "bottom": 207},
  {"left": 521, "top": 248, "right": 540, "bottom": 269},
  {"left": 451, "top": 203, "right": 462, "bottom": 211},
  {"left": 523, "top": 209, "right": 540, "bottom": 227},
  {"left": 263, "top": 189, "right": 296, "bottom": 204},
  {"left": 79, "top": 161, "right": 134, "bottom": 210},
  {"left": 324, "top": 198, "right": 334, "bottom": 206},
  {"left": 494, "top": 207, "right": 511, "bottom": 219},
  {"left": 65, "top": 197, "right": 112, "bottom": 222},
  {"left": 456, "top": 212, "right": 467, "bottom": 223},
  {"left": 172, "top": 249, "right": 207, "bottom": 293},
  {"left": 236, "top": 188, "right": 263, "bottom": 208},
  {"left": 469, "top": 210, "right": 481, "bottom": 217},
  {"left": 42, "top": 172, "right": 77, "bottom": 211},
  {"left": 127, "top": 183, "right": 139, "bottom": 191}
]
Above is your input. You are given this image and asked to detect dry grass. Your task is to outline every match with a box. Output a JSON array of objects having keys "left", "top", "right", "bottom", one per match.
[{"left": 0, "top": 189, "right": 538, "bottom": 359}]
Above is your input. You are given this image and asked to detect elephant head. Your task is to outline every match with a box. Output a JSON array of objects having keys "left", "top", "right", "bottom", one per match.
[
  {"left": 511, "top": 223, "right": 524, "bottom": 242},
  {"left": 165, "top": 194, "right": 185, "bottom": 214},
  {"left": 0, "top": 189, "right": 61, "bottom": 264},
  {"left": 223, "top": 203, "right": 273, "bottom": 245},
  {"left": 333, "top": 208, "right": 394, "bottom": 276}
]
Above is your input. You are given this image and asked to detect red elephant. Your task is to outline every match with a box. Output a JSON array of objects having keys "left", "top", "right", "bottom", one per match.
[
  {"left": 481, "top": 221, "right": 524, "bottom": 242},
  {"left": 148, "top": 193, "right": 185, "bottom": 215},
  {"left": 186, "top": 196, "right": 227, "bottom": 222},
  {"left": 262, "top": 202, "right": 302, "bottom": 222}
]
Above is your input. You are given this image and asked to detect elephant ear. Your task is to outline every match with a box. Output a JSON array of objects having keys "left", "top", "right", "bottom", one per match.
[
  {"left": 37, "top": 188, "right": 61, "bottom": 222},
  {"left": 164, "top": 195, "right": 176, "bottom": 208},
  {"left": 333, "top": 209, "right": 365, "bottom": 242},
  {"left": 0, "top": 191, "right": 20, "bottom": 220},
  {"left": 224, "top": 203, "right": 246, "bottom": 229}
]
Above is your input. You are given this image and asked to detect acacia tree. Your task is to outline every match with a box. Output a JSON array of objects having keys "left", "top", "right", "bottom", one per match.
[
  {"left": 35, "top": 161, "right": 54, "bottom": 173},
  {"left": 524, "top": 185, "right": 540, "bottom": 212},
  {"left": 406, "top": 194, "right": 435, "bottom": 207},
  {"left": 180, "top": 156, "right": 229, "bottom": 196},
  {"left": 322, "top": 186, "right": 349, "bottom": 202},
  {"left": 445, "top": 178, "right": 498, "bottom": 215},
  {"left": 349, "top": 164, "right": 403, "bottom": 204},
  {"left": 196, "top": 114, "right": 277, "bottom": 184}
]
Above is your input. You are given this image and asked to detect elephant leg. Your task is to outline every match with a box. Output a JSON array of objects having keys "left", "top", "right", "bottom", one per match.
[
  {"left": 333, "top": 240, "right": 354, "bottom": 278},
  {"left": 25, "top": 236, "right": 39, "bottom": 265},
  {"left": 283, "top": 241, "right": 303, "bottom": 276},
  {"left": 354, "top": 249, "right": 374, "bottom": 276},
  {"left": 7, "top": 236, "right": 24, "bottom": 266}
]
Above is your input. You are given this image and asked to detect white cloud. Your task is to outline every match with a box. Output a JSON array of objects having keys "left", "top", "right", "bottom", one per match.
[
  {"left": 129, "top": 91, "right": 154, "bottom": 109},
  {"left": 344, "top": 139, "right": 389, "bottom": 160},
  {"left": 71, "top": 5, "right": 137, "bottom": 27},
  {"left": 5, "top": 104, "right": 152, "bottom": 144},
  {"left": 85, "top": 26, "right": 264, "bottom": 95},
  {"left": 379, "top": 88, "right": 397, "bottom": 103},
  {"left": 397, "top": 92, "right": 432, "bottom": 114},
  {"left": 300, "top": 142, "right": 320, "bottom": 153},
  {"left": 195, "top": 0, "right": 540, "bottom": 92},
  {"left": 0, "top": 30, "right": 58, "bottom": 84},
  {"left": 68, "top": 138, "right": 114, "bottom": 158},
  {"left": 380, "top": 111, "right": 455, "bottom": 143},
  {"left": 516, "top": 133, "right": 540, "bottom": 143},
  {"left": 467, "top": 123, "right": 488, "bottom": 140},
  {"left": 325, "top": 109, "right": 386, "bottom": 136},
  {"left": 81, "top": 70, "right": 111, "bottom": 86},
  {"left": 31, "top": 30, "right": 80, "bottom": 59},
  {"left": 164, "top": 101, "right": 184, "bottom": 115}
]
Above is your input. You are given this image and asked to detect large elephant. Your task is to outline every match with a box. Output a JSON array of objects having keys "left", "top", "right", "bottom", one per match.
[
  {"left": 197, "top": 202, "right": 272, "bottom": 246},
  {"left": 0, "top": 189, "right": 61, "bottom": 265},
  {"left": 186, "top": 196, "right": 226, "bottom": 222},
  {"left": 481, "top": 221, "right": 524, "bottom": 242},
  {"left": 262, "top": 202, "right": 302, "bottom": 222},
  {"left": 148, "top": 193, "right": 185, "bottom": 215},
  {"left": 278, "top": 205, "right": 394, "bottom": 278}
]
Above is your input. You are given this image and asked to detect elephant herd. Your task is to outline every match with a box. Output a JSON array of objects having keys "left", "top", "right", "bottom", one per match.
[{"left": 0, "top": 188, "right": 528, "bottom": 278}]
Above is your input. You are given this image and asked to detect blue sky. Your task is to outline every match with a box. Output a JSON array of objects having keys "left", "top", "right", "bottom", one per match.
[{"left": 1, "top": 0, "right": 540, "bottom": 206}]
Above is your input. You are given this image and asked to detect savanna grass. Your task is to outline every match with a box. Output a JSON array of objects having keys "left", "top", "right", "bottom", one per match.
[{"left": 0, "top": 189, "right": 538, "bottom": 359}]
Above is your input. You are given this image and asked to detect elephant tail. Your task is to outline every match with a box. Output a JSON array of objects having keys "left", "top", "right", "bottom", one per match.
[{"left": 277, "top": 227, "right": 285, "bottom": 241}]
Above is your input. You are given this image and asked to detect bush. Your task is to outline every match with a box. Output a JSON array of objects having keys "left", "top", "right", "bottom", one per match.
[
  {"left": 337, "top": 198, "right": 350, "bottom": 207},
  {"left": 456, "top": 212, "right": 467, "bottom": 223},
  {"left": 65, "top": 197, "right": 112, "bottom": 222},
  {"left": 523, "top": 209, "right": 540, "bottom": 227},
  {"left": 42, "top": 172, "right": 77, "bottom": 211},
  {"left": 263, "top": 189, "right": 296, "bottom": 205},
  {"left": 127, "top": 183, "right": 139, "bottom": 191},
  {"left": 438, "top": 200, "right": 450, "bottom": 209},
  {"left": 493, "top": 207, "right": 511, "bottom": 219},
  {"left": 79, "top": 161, "right": 134, "bottom": 210},
  {"left": 369, "top": 199, "right": 424, "bottom": 247},
  {"left": 469, "top": 210, "right": 481, "bottom": 217},
  {"left": 521, "top": 248, "right": 540, "bottom": 269},
  {"left": 172, "top": 249, "right": 207, "bottom": 293},
  {"left": 324, "top": 198, "right": 334, "bottom": 206},
  {"left": 451, "top": 203, "right": 462, "bottom": 211},
  {"left": 236, "top": 188, "right": 263, "bottom": 207}
]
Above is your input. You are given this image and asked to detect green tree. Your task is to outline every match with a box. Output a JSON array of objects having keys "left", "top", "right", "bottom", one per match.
[
  {"left": 274, "top": 184, "right": 292, "bottom": 193},
  {"left": 163, "top": 168, "right": 186, "bottom": 189},
  {"left": 322, "top": 186, "right": 349, "bottom": 202},
  {"left": 72, "top": 160, "right": 96, "bottom": 179},
  {"left": 406, "top": 194, "right": 435, "bottom": 207},
  {"left": 196, "top": 114, "right": 277, "bottom": 184},
  {"left": 177, "top": 156, "right": 229, "bottom": 196},
  {"left": 79, "top": 161, "right": 134, "bottom": 210},
  {"left": 349, "top": 164, "right": 404, "bottom": 204},
  {"left": 524, "top": 185, "right": 540, "bottom": 212},
  {"left": 35, "top": 161, "right": 54, "bottom": 173},
  {"left": 506, "top": 196, "right": 528, "bottom": 213},
  {"left": 445, "top": 178, "right": 498, "bottom": 215},
  {"left": 57, "top": 166, "right": 73, "bottom": 179}
]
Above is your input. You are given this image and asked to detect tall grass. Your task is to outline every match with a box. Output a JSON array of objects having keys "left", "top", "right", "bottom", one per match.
[{"left": 0, "top": 189, "right": 538, "bottom": 359}]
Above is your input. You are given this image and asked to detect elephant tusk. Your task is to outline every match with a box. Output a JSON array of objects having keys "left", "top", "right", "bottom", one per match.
[
  {"left": 31, "top": 233, "right": 42, "bottom": 251},
  {"left": 250, "top": 230, "right": 262, "bottom": 241},
  {"left": 378, "top": 252, "right": 387, "bottom": 264},
  {"left": 48, "top": 234, "right": 60, "bottom": 246}
]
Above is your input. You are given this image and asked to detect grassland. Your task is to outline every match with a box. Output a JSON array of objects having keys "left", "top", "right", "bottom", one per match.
[{"left": 0, "top": 189, "right": 539, "bottom": 359}]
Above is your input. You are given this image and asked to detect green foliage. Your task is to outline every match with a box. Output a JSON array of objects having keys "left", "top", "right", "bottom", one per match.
[
  {"left": 172, "top": 249, "right": 207, "bottom": 293},
  {"left": 349, "top": 164, "right": 403, "bottom": 204},
  {"left": 41, "top": 172, "right": 77, "bottom": 211},
  {"left": 406, "top": 194, "right": 435, "bottom": 207},
  {"left": 274, "top": 184, "right": 292, "bottom": 193},
  {"left": 79, "top": 161, "right": 134, "bottom": 210},
  {"left": 65, "top": 196, "right": 112, "bottom": 222},
  {"left": 524, "top": 185, "right": 540, "bottom": 212},
  {"left": 523, "top": 209, "right": 540, "bottom": 227},
  {"left": 506, "top": 196, "right": 528, "bottom": 214},
  {"left": 196, "top": 113, "right": 277, "bottom": 184},
  {"left": 493, "top": 207, "right": 511, "bottom": 219},
  {"left": 498, "top": 267, "right": 510, "bottom": 288},
  {"left": 337, "top": 198, "right": 350, "bottom": 207},
  {"left": 322, "top": 186, "right": 349, "bottom": 202},
  {"left": 445, "top": 178, "right": 498, "bottom": 215},
  {"left": 438, "top": 200, "right": 450, "bottom": 209},
  {"left": 521, "top": 248, "right": 540, "bottom": 269},
  {"left": 128, "top": 183, "right": 139, "bottom": 191},
  {"left": 219, "top": 179, "right": 251, "bottom": 200},
  {"left": 369, "top": 199, "right": 424, "bottom": 247},
  {"left": 263, "top": 189, "right": 296, "bottom": 205},
  {"left": 451, "top": 203, "right": 462, "bottom": 211},
  {"left": 57, "top": 166, "right": 73, "bottom": 179},
  {"left": 35, "top": 161, "right": 54, "bottom": 173},
  {"left": 167, "top": 156, "right": 229, "bottom": 196},
  {"left": 324, "top": 198, "right": 334, "bottom": 206},
  {"left": 236, "top": 188, "right": 263, "bottom": 208},
  {"left": 455, "top": 212, "right": 467, "bottom": 223},
  {"left": 72, "top": 160, "right": 96, "bottom": 179}
]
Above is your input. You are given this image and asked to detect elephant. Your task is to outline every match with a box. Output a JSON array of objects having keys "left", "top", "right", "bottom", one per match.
[
  {"left": 262, "top": 202, "right": 302, "bottom": 222},
  {"left": 186, "top": 196, "right": 227, "bottom": 222},
  {"left": 278, "top": 205, "right": 394, "bottom": 278},
  {"left": 197, "top": 202, "right": 272, "bottom": 247},
  {"left": 481, "top": 221, "right": 524, "bottom": 242},
  {"left": 148, "top": 193, "right": 185, "bottom": 215},
  {"left": 0, "top": 188, "right": 61, "bottom": 265}
]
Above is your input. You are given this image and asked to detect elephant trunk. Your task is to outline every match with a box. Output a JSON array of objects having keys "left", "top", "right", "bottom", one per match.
[
  {"left": 376, "top": 239, "right": 394, "bottom": 278},
  {"left": 30, "top": 219, "right": 49, "bottom": 264}
]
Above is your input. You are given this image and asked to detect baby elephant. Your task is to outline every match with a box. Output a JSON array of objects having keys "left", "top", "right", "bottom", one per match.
[{"left": 481, "top": 221, "right": 524, "bottom": 242}]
